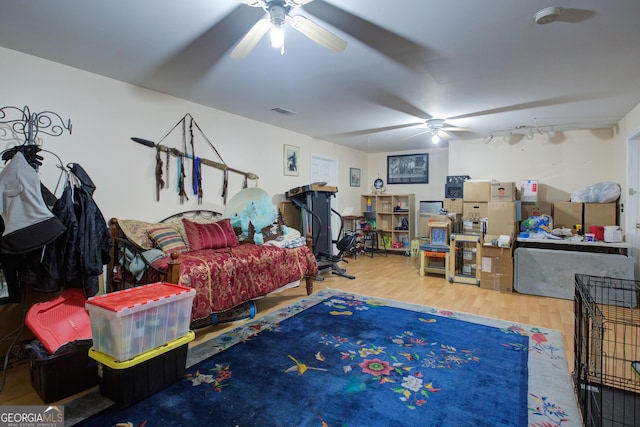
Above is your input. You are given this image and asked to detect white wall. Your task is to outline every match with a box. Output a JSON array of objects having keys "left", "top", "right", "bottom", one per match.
[
  {"left": 366, "top": 147, "right": 449, "bottom": 201},
  {"left": 448, "top": 127, "right": 625, "bottom": 203},
  {"left": 2, "top": 46, "right": 637, "bottom": 231},
  {"left": 0, "top": 47, "right": 367, "bottom": 222}
]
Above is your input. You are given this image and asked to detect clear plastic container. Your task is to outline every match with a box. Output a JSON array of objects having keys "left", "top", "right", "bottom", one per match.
[{"left": 86, "top": 283, "right": 195, "bottom": 361}]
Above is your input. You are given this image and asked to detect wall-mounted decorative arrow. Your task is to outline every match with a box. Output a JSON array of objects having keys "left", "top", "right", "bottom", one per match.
[{"left": 132, "top": 114, "right": 259, "bottom": 204}]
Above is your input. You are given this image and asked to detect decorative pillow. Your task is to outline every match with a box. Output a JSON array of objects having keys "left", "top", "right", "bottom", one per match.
[
  {"left": 147, "top": 226, "right": 188, "bottom": 255},
  {"left": 182, "top": 218, "right": 239, "bottom": 251},
  {"left": 117, "top": 219, "right": 160, "bottom": 250}
]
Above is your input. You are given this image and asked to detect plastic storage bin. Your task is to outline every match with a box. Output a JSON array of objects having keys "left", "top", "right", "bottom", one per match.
[
  {"left": 27, "top": 339, "right": 98, "bottom": 403},
  {"left": 89, "top": 331, "right": 194, "bottom": 408},
  {"left": 25, "top": 288, "right": 93, "bottom": 354},
  {"left": 86, "top": 283, "right": 195, "bottom": 361}
]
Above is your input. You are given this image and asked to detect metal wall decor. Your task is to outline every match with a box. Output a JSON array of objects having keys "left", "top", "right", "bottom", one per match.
[{"left": 0, "top": 105, "right": 72, "bottom": 145}]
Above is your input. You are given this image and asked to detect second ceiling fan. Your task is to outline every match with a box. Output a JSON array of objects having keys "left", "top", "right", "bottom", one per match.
[
  {"left": 406, "top": 119, "right": 472, "bottom": 144},
  {"left": 231, "top": 0, "right": 347, "bottom": 58}
]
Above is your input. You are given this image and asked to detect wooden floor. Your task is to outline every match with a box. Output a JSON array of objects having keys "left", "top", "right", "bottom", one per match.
[{"left": 0, "top": 252, "right": 576, "bottom": 407}]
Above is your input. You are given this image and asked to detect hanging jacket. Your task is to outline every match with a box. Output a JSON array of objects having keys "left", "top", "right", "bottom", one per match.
[
  {"left": 39, "top": 163, "right": 111, "bottom": 296},
  {"left": 39, "top": 180, "right": 79, "bottom": 292},
  {"left": 68, "top": 163, "right": 111, "bottom": 296},
  {"left": 0, "top": 152, "right": 66, "bottom": 253}
]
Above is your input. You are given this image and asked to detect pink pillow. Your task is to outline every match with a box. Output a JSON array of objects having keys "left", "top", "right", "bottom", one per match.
[{"left": 182, "top": 218, "right": 239, "bottom": 250}]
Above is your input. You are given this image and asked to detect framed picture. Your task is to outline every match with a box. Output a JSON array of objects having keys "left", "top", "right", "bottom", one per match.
[
  {"left": 349, "top": 167, "right": 361, "bottom": 187},
  {"left": 387, "top": 153, "right": 429, "bottom": 184},
  {"left": 284, "top": 144, "right": 300, "bottom": 176}
]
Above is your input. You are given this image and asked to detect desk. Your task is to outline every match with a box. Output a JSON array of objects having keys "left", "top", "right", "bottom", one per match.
[
  {"left": 514, "top": 238, "right": 633, "bottom": 300},
  {"left": 419, "top": 243, "right": 450, "bottom": 277}
]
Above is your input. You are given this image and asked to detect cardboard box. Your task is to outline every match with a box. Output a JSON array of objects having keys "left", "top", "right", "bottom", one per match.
[
  {"left": 463, "top": 202, "right": 488, "bottom": 220},
  {"left": 521, "top": 202, "right": 552, "bottom": 219},
  {"left": 553, "top": 202, "right": 583, "bottom": 229},
  {"left": 443, "top": 198, "right": 463, "bottom": 214},
  {"left": 583, "top": 203, "right": 617, "bottom": 230},
  {"left": 520, "top": 180, "right": 538, "bottom": 202},
  {"left": 483, "top": 234, "right": 514, "bottom": 248},
  {"left": 463, "top": 180, "right": 491, "bottom": 202},
  {"left": 490, "top": 181, "right": 516, "bottom": 201},
  {"left": 480, "top": 243, "right": 514, "bottom": 292},
  {"left": 487, "top": 202, "right": 518, "bottom": 235}
]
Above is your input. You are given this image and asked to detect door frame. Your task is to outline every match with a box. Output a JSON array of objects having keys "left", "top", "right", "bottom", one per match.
[
  {"left": 310, "top": 153, "right": 339, "bottom": 243},
  {"left": 625, "top": 128, "right": 640, "bottom": 278}
]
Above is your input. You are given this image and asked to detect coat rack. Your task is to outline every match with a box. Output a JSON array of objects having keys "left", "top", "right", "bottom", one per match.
[
  {"left": 0, "top": 106, "right": 72, "bottom": 393},
  {"left": 0, "top": 105, "right": 72, "bottom": 145}
]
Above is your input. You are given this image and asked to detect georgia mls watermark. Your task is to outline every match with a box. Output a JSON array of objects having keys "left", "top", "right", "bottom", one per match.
[{"left": 0, "top": 406, "right": 64, "bottom": 427}]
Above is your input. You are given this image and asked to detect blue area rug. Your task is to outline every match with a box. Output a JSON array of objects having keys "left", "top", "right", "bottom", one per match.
[{"left": 76, "top": 289, "right": 581, "bottom": 426}]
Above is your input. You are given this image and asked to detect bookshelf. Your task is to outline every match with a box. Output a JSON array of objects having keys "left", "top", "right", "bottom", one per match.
[{"left": 361, "top": 194, "right": 415, "bottom": 253}]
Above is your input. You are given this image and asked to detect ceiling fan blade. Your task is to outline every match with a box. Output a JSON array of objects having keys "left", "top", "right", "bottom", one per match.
[
  {"left": 230, "top": 18, "right": 271, "bottom": 59},
  {"left": 287, "top": 0, "right": 316, "bottom": 6},
  {"left": 234, "top": 0, "right": 263, "bottom": 6},
  {"left": 290, "top": 15, "right": 346, "bottom": 53},
  {"left": 438, "top": 131, "right": 452, "bottom": 140},
  {"left": 403, "top": 130, "right": 430, "bottom": 140},
  {"left": 442, "top": 126, "right": 472, "bottom": 132}
]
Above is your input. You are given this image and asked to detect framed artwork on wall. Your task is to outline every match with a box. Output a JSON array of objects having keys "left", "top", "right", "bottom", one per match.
[
  {"left": 350, "top": 168, "right": 361, "bottom": 187},
  {"left": 387, "top": 153, "right": 429, "bottom": 184},
  {"left": 284, "top": 144, "right": 299, "bottom": 176}
]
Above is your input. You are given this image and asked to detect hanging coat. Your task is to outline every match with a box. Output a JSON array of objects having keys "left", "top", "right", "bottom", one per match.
[
  {"left": 67, "top": 163, "right": 111, "bottom": 297},
  {"left": 39, "top": 180, "right": 79, "bottom": 293}
]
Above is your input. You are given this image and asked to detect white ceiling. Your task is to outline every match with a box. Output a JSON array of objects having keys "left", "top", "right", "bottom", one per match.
[{"left": 1, "top": 0, "right": 640, "bottom": 153}]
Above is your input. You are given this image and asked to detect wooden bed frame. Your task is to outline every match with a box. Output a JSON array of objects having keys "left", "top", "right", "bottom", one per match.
[{"left": 107, "top": 210, "right": 315, "bottom": 296}]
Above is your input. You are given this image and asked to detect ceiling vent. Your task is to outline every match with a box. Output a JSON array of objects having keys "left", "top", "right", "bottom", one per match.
[
  {"left": 534, "top": 7, "right": 563, "bottom": 24},
  {"left": 270, "top": 107, "right": 296, "bottom": 116}
]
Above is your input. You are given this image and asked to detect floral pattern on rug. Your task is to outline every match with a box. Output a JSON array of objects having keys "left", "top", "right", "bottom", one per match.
[{"left": 164, "top": 290, "right": 580, "bottom": 426}]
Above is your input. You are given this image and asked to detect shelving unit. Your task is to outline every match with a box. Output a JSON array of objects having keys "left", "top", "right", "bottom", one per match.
[
  {"left": 448, "top": 234, "right": 482, "bottom": 285},
  {"left": 361, "top": 194, "right": 415, "bottom": 253}
]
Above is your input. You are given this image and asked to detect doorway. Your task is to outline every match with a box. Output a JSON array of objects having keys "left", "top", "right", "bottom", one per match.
[
  {"left": 310, "top": 154, "right": 339, "bottom": 245},
  {"left": 626, "top": 130, "right": 640, "bottom": 279}
]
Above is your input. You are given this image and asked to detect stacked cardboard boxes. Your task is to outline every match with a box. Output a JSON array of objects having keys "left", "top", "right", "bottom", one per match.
[
  {"left": 462, "top": 180, "right": 519, "bottom": 236},
  {"left": 552, "top": 201, "right": 617, "bottom": 234},
  {"left": 480, "top": 235, "right": 514, "bottom": 292}
]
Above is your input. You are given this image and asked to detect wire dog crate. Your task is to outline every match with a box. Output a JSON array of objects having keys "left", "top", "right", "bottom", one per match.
[{"left": 573, "top": 274, "right": 640, "bottom": 427}]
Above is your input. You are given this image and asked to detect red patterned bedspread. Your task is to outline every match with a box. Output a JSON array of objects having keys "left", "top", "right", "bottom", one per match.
[{"left": 151, "top": 244, "right": 318, "bottom": 322}]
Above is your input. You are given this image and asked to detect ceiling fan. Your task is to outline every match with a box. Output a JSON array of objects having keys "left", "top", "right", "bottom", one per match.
[
  {"left": 231, "top": 0, "right": 347, "bottom": 58},
  {"left": 406, "top": 118, "right": 472, "bottom": 144}
]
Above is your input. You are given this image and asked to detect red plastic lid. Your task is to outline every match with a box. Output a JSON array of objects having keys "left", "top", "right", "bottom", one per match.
[
  {"left": 85, "top": 282, "right": 194, "bottom": 313},
  {"left": 25, "top": 288, "right": 93, "bottom": 354}
]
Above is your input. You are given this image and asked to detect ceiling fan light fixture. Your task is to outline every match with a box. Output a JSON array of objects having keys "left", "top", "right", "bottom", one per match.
[
  {"left": 270, "top": 25, "right": 285, "bottom": 49},
  {"left": 483, "top": 134, "right": 494, "bottom": 144},
  {"left": 431, "top": 133, "right": 440, "bottom": 144},
  {"left": 526, "top": 129, "right": 534, "bottom": 140},
  {"left": 503, "top": 132, "right": 513, "bottom": 143},
  {"left": 548, "top": 127, "right": 557, "bottom": 138}
]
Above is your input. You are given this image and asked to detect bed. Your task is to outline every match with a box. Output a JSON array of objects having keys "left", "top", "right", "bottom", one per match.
[{"left": 107, "top": 210, "right": 318, "bottom": 328}]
